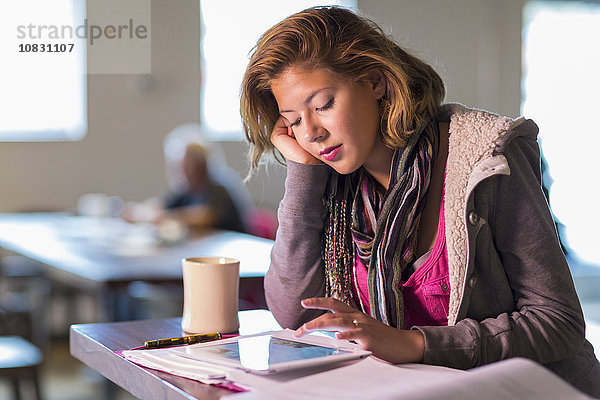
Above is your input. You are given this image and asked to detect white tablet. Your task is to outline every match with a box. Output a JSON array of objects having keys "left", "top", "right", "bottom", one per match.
[{"left": 170, "top": 329, "right": 371, "bottom": 375}]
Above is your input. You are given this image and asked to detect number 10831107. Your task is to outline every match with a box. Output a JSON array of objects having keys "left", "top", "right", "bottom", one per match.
[{"left": 18, "top": 43, "right": 75, "bottom": 53}]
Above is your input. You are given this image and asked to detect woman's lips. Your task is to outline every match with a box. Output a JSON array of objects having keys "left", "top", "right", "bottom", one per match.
[{"left": 320, "top": 144, "right": 342, "bottom": 161}]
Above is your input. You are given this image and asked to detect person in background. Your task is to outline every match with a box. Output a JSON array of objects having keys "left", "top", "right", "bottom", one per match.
[
  {"left": 239, "top": 6, "right": 600, "bottom": 396},
  {"left": 159, "top": 142, "right": 246, "bottom": 234},
  {"left": 123, "top": 125, "right": 249, "bottom": 236}
]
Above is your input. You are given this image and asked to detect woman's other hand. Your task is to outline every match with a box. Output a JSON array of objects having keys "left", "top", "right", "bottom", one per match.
[
  {"left": 294, "top": 297, "right": 425, "bottom": 364},
  {"left": 270, "top": 116, "right": 322, "bottom": 165}
]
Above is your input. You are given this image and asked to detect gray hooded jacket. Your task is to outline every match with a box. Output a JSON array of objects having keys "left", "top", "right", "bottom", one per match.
[{"left": 265, "top": 104, "right": 600, "bottom": 396}]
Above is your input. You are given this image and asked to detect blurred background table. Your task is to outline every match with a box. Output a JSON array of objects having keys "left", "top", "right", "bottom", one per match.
[{"left": 0, "top": 212, "right": 273, "bottom": 323}]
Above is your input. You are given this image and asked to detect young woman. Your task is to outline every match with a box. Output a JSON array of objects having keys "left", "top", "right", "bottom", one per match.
[{"left": 240, "top": 6, "right": 600, "bottom": 396}]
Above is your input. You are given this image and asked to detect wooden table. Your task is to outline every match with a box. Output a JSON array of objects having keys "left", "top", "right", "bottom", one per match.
[
  {"left": 0, "top": 213, "right": 273, "bottom": 320},
  {"left": 70, "top": 310, "right": 282, "bottom": 400}
]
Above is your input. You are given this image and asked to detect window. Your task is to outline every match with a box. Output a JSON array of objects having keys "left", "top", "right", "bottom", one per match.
[
  {"left": 199, "top": 0, "right": 356, "bottom": 141},
  {"left": 0, "top": 0, "right": 87, "bottom": 141},
  {"left": 522, "top": 1, "right": 600, "bottom": 266}
]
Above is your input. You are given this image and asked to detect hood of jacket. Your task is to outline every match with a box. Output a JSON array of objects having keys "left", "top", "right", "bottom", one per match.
[{"left": 437, "top": 103, "right": 534, "bottom": 324}]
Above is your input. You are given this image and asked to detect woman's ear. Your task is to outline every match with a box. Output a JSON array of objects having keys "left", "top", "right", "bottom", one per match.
[{"left": 367, "top": 69, "right": 386, "bottom": 99}]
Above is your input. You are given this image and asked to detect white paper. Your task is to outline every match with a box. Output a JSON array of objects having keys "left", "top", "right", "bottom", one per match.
[
  {"left": 224, "top": 357, "right": 591, "bottom": 400},
  {"left": 120, "top": 348, "right": 234, "bottom": 384},
  {"left": 413, "top": 357, "right": 591, "bottom": 400},
  {"left": 223, "top": 357, "right": 464, "bottom": 399}
]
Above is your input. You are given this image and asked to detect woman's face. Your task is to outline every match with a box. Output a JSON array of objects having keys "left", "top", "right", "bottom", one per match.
[{"left": 271, "top": 67, "right": 391, "bottom": 176}]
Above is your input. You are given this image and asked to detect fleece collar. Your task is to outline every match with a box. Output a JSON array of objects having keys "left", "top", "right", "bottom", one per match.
[{"left": 438, "top": 103, "right": 526, "bottom": 325}]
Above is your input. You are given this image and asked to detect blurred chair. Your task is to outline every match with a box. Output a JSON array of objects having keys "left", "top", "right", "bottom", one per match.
[
  {"left": 0, "top": 252, "right": 50, "bottom": 347},
  {"left": 0, "top": 307, "right": 44, "bottom": 400},
  {"left": 1, "top": 251, "right": 46, "bottom": 399}
]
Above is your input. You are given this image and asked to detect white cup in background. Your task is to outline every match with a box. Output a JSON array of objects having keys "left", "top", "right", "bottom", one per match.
[{"left": 181, "top": 257, "right": 240, "bottom": 334}]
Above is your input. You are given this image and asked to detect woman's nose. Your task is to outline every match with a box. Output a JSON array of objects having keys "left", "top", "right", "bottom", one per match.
[{"left": 303, "top": 114, "right": 326, "bottom": 142}]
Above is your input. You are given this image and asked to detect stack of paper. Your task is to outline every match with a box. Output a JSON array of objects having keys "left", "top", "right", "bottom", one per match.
[{"left": 224, "top": 357, "right": 591, "bottom": 400}]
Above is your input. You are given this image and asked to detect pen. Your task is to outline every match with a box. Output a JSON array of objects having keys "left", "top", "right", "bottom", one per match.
[{"left": 144, "top": 332, "right": 222, "bottom": 349}]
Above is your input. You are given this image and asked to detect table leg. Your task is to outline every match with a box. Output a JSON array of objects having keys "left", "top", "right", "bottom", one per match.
[{"left": 98, "top": 285, "right": 136, "bottom": 322}]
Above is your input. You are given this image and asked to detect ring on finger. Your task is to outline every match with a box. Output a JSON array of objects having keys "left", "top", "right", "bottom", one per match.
[{"left": 352, "top": 319, "right": 359, "bottom": 328}]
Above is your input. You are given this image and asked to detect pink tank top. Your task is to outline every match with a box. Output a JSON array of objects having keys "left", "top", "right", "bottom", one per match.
[{"left": 351, "top": 181, "right": 450, "bottom": 328}]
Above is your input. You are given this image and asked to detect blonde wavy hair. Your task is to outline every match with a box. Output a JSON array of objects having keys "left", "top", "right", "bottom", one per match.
[{"left": 240, "top": 6, "right": 445, "bottom": 171}]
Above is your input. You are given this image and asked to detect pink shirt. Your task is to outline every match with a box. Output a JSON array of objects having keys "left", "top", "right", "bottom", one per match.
[{"left": 351, "top": 184, "right": 450, "bottom": 328}]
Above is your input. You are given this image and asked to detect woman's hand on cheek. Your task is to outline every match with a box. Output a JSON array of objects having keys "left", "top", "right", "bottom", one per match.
[
  {"left": 270, "top": 116, "right": 322, "bottom": 165},
  {"left": 294, "top": 297, "right": 425, "bottom": 364}
]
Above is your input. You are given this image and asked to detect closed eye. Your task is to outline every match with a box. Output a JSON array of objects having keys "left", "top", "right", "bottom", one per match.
[
  {"left": 316, "top": 98, "right": 334, "bottom": 112},
  {"left": 289, "top": 117, "right": 301, "bottom": 128}
]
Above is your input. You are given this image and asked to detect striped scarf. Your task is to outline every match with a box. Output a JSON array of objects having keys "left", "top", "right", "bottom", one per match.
[{"left": 323, "top": 120, "right": 438, "bottom": 328}]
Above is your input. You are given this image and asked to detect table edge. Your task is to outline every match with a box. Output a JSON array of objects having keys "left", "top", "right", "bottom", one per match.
[{"left": 70, "top": 324, "right": 199, "bottom": 400}]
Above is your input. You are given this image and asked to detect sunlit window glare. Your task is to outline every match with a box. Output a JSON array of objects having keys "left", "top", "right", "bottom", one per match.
[
  {"left": 199, "top": 0, "right": 356, "bottom": 140},
  {"left": 522, "top": 1, "right": 600, "bottom": 266},
  {"left": 0, "top": 0, "right": 86, "bottom": 141},
  {"left": 238, "top": 335, "right": 271, "bottom": 371}
]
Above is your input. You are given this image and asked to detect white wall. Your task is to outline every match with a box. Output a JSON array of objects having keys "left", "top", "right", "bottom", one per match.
[
  {"left": 0, "top": 0, "right": 526, "bottom": 213},
  {"left": 359, "top": 0, "right": 524, "bottom": 118}
]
